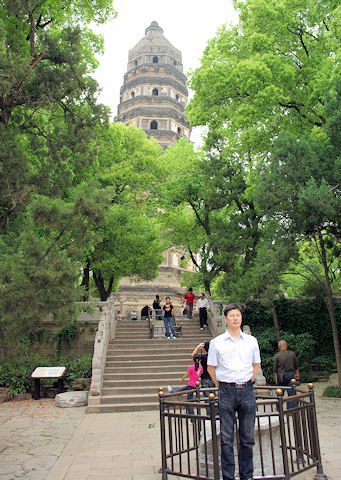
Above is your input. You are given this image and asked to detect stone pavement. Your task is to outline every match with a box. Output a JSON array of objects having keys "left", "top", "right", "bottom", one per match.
[
  {"left": 0, "top": 376, "right": 340, "bottom": 480},
  {"left": 0, "top": 399, "right": 85, "bottom": 480}
]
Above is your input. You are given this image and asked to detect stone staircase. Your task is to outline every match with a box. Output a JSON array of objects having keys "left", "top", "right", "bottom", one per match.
[{"left": 87, "top": 317, "right": 212, "bottom": 413}]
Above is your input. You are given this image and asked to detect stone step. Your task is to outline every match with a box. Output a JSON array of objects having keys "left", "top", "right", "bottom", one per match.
[
  {"left": 103, "top": 371, "right": 183, "bottom": 380},
  {"left": 105, "top": 353, "right": 190, "bottom": 362},
  {"left": 107, "top": 345, "right": 200, "bottom": 353},
  {"left": 101, "top": 393, "right": 159, "bottom": 404},
  {"left": 102, "top": 385, "right": 176, "bottom": 395},
  {"left": 109, "top": 337, "right": 208, "bottom": 345},
  {"left": 115, "top": 328, "right": 205, "bottom": 337},
  {"left": 102, "top": 378, "right": 177, "bottom": 387},
  {"left": 87, "top": 402, "right": 159, "bottom": 413},
  {"left": 105, "top": 358, "right": 189, "bottom": 367},
  {"left": 91, "top": 317, "right": 212, "bottom": 413},
  {"left": 104, "top": 364, "right": 187, "bottom": 373}
]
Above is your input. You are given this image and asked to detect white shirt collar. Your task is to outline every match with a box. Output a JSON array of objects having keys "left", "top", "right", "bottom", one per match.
[{"left": 223, "top": 328, "right": 245, "bottom": 341}]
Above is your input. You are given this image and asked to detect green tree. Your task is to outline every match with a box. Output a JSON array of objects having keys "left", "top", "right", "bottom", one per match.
[
  {"left": 186, "top": 0, "right": 340, "bottom": 348},
  {"left": 81, "top": 123, "right": 165, "bottom": 301},
  {"left": 255, "top": 110, "right": 341, "bottom": 384},
  {"left": 0, "top": 0, "right": 117, "bottom": 354}
]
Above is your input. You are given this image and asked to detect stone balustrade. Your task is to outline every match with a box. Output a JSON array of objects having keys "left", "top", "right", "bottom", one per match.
[{"left": 88, "top": 295, "right": 116, "bottom": 403}]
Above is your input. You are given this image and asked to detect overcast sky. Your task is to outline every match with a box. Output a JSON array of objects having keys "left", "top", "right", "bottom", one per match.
[{"left": 92, "top": 0, "right": 239, "bottom": 143}]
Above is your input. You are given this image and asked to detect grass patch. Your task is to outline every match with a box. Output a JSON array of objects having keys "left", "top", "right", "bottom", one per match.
[{"left": 323, "top": 386, "right": 341, "bottom": 398}]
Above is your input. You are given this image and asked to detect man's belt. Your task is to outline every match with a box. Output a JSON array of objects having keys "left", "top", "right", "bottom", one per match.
[{"left": 220, "top": 380, "right": 254, "bottom": 388}]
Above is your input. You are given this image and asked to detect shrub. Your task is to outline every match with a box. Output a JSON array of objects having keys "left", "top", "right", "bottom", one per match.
[
  {"left": 0, "top": 353, "right": 93, "bottom": 396},
  {"left": 54, "top": 320, "right": 79, "bottom": 359},
  {"left": 256, "top": 328, "right": 316, "bottom": 384},
  {"left": 323, "top": 386, "right": 341, "bottom": 398},
  {"left": 0, "top": 362, "right": 33, "bottom": 397},
  {"left": 64, "top": 354, "right": 93, "bottom": 384}
]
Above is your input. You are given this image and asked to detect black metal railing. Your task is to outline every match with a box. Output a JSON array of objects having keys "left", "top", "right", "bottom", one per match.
[{"left": 158, "top": 382, "right": 327, "bottom": 480}]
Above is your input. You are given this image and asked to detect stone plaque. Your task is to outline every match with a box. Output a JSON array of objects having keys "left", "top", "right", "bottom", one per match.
[{"left": 31, "top": 366, "right": 67, "bottom": 378}]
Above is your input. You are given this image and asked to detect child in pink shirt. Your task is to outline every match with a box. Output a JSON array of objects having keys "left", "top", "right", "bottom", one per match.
[{"left": 167, "top": 355, "right": 202, "bottom": 414}]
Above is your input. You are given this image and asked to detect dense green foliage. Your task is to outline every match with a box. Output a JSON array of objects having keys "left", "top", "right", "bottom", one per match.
[
  {"left": 64, "top": 354, "right": 93, "bottom": 384},
  {"left": 183, "top": 0, "right": 341, "bottom": 384},
  {"left": 323, "top": 386, "right": 341, "bottom": 398},
  {"left": 243, "top": 298, "right": 340, "bottom": 381},
  {"left": 0, "top": 1, "right": 165, "bottom": 355},
  {"left": 255, "top": 327, "right": 316, "bottom": 383},
  {"left": 244, "top": 300, "right": 340, "bottom": 345},
  {"left": 0, "top": 353, "right": 92, "bottom": 397}
]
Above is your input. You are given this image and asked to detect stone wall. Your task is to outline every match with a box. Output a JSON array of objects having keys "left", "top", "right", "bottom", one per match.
[{"left": 21, "top": 308, "right": 105, "bottom": 359}]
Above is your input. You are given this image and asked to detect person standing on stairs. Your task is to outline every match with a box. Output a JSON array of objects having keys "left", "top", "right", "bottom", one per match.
[
  {"left": 163, "top": 296, "right": 177, "bottom": 339},
  {"left": 196, "top": 292, "right": 210, "bottom": 330},
  {"left": 192, "top": 341, "right": 215, "bottom": 396},
  {"left": 182, "top": 287, "right": 196, "bottom": 320},
  {"left": 167, "top": 354, "right": 202, "bottom": 414},
  {"left": 153, "top": 294, "right": 163, "bottom": 320}
]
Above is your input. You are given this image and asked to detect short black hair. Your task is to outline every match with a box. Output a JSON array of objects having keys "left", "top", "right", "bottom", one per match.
[
  {"left": 188, "top": 287, "right": 193, "bottom": 292},
  {"left": 223, "top": 303, "right": 243, "bottom": 316}
]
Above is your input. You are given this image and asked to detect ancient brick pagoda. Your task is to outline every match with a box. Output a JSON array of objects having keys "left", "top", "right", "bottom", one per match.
[{"left": 115, "top": 21, "right": 191, "bottom": 149}]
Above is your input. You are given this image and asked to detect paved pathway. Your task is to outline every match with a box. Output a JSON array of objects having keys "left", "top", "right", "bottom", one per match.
[{"left": 0, "top": 376, "right": 340, "bottom": 480}]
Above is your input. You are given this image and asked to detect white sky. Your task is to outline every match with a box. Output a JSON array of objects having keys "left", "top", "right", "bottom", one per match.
[{"left": 92, "top": 0, "right": 239, "bottom": 144}]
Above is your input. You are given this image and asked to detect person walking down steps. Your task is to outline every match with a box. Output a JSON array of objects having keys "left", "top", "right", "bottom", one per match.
[
  {"left": 168, "top": 354, "right": 202, "bottom": 414},
  {"left": 196, "top": 292, "right": 210, "bottom": 330},
  {"left": 163, "top": 296, "right": 177, "bottom": 339},
  {"left": 182, "top": 287, "right": 196, "bottom": 320}
]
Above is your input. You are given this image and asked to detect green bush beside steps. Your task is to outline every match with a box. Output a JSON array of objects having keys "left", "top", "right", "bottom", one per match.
[
  {"left": 323, "top": 386, "right": 341, "bottom": 398},
  {"left": 0, "top": 353, "right": 92, "bottom": 398}
]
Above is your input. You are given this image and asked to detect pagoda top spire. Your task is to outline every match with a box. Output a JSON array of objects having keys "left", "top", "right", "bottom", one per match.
[{"left": 145, "top": 21, "right": 163, "bottom": 35}]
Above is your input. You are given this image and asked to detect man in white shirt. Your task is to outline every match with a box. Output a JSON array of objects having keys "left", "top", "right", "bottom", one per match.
[
  {"left": 196, "top": 292, "right": 210, "bottom": 330},
  {"left": 207, "top": 304, "right": 261, "bottom": 480}
]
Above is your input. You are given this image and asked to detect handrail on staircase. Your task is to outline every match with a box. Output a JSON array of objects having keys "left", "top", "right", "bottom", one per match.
[{"left": 89, "top": 294, "right": 117, "bottom": 398}]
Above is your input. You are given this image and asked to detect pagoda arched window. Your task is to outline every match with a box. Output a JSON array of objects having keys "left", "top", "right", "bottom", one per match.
[
  {"left": 150, "top": 120, "right": 158, "bottom": 130},
  {"left": 152, "top": 88, "right": 159, "bottom": 96},
  {"left": 153, "top": 56, "right": 158, "bottom": 63}
]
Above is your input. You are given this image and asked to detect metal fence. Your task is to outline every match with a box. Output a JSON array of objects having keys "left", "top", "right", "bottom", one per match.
[{"left": 159, "top": 382, "right": 327, "bottom": 480}]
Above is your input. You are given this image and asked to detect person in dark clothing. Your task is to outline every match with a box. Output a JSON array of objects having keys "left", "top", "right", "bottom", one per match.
[
  {"left": 196, "top": 292, "right": 210, "bottom": 330},
  {"left": 163, "top": 297, "right": 177, "bottom": 339},
  {"left": 274, "top": 340, "right": 299, "bottom": 408},
  {"left": 141, "top": 305, "right": 150, "bottom": 319},
  {"left": 153, "top": 294, "right": 163, "bottom": 320},
  {"left": 191, "top": 340, "right": 215, "bottom": 396}
]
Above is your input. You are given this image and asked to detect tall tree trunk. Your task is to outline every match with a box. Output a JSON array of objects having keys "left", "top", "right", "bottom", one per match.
[
  {"left": 203, "top": 277, "right": 211, "bottom": 296},
  {"left": 81, "top": 258, "right": 90, "bottom": 301},
  {"left": 271, "top": 299, "right": 280, "bottom": 342},
  {"left": 93, "top": 271, "right": 114, "bottom": 301},
  {"left": 318, "top": 230, "right": 341, "bottom": 388}
]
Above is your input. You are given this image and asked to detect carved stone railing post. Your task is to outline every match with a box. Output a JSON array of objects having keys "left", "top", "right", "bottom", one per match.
[
  {"left": 207, "top": 298, "right": 225, "bottom": 337},
  {"left": 88, "top": 294, "right": 116, "bottom": 405}
]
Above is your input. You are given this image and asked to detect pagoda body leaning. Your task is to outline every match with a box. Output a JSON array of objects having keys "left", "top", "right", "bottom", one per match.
[
  {"left": 115, "top": 21, "right": 191, "bottom": 149},
  {"left": 115, "top": 22, "right": 195, "bottom": 318}
]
